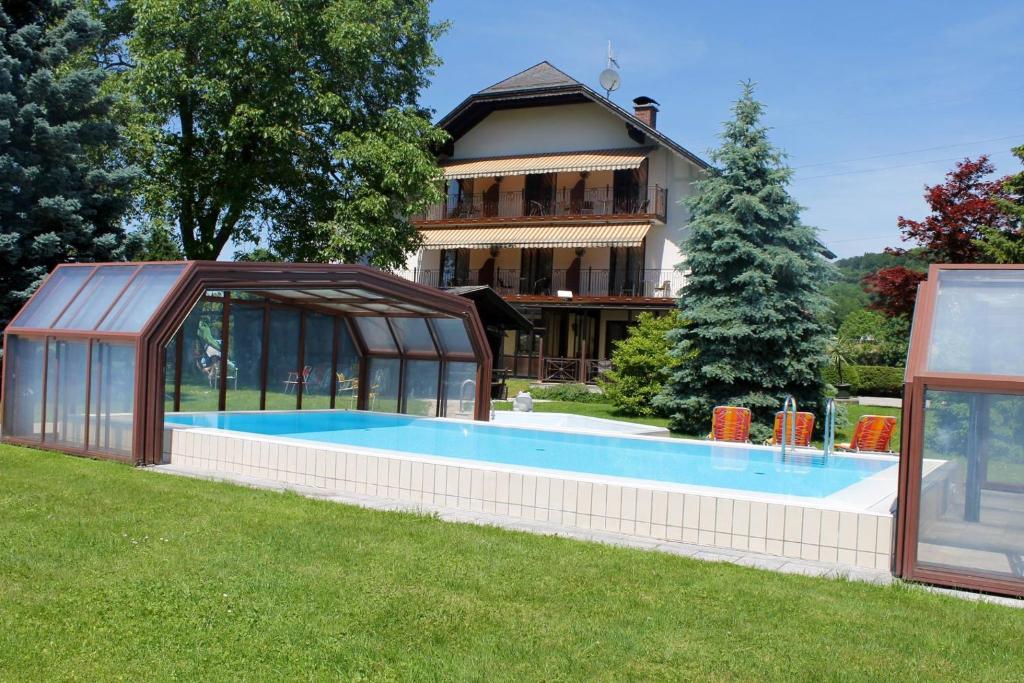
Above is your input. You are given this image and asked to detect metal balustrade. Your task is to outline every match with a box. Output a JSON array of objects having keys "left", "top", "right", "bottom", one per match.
[
  {"left": 412, "top": 267, "right": 683, "bottom": 298},
  {"left": 414, "top": 185, "right": 668, "bottom": 223}
]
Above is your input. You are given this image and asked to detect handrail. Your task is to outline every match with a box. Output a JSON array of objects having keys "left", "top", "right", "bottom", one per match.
[
  {"left": 822, "top": 397, "right": 837, "bottom": 459},
  {"left": 780, "top": 395, "right": 797, "bottom": 458}
]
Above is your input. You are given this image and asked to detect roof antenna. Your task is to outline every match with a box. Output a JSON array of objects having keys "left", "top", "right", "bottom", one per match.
[{"left": 599, "top": 40, "right": 621, "bottom": 99}]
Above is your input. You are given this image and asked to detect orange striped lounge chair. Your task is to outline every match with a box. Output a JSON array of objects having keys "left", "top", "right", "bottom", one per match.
[
  {"left": 709, "top": 406, "right": 752, "bottom": 443},
  {"left": 771, "top": 411, "right": 816, "bottom": 447},
  {"left": 837, "top": 415, "right": 898, "bottom": 453}
]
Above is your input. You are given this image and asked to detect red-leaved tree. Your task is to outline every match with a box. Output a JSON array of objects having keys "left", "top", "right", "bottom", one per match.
[
  {"left": 865, "top": 156, "right": 1010, "bottom": 317},
  {"left": 862, "top": 266, "right": 927, "bottom": 318},
  {"left": 895, "top": 155, "right": 1010, "bottom": 264}
]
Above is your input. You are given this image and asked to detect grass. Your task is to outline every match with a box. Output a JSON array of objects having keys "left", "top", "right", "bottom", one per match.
[
  {"left": 495, "top": 398, "right": 902, "bottom": 447},
  {"left": 1, "top": 446, "right": 1023, "bottom": 680}
]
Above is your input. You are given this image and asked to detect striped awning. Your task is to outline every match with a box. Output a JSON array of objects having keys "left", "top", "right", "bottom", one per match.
[
  {"left": 421, "top": 223, "right": 650, "bottom": 250},
  {"left": 440, "top": 148, "right": 650, "bottom": 180}
]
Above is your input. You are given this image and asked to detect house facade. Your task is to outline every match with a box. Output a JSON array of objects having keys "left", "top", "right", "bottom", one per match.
[{"left": 400, "top": 62, "right": 709, "bottom": 382}]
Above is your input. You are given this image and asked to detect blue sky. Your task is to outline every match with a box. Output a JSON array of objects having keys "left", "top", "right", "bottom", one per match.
[{"left": 422, "top": 0, "right": 1024, "bottom": 258}]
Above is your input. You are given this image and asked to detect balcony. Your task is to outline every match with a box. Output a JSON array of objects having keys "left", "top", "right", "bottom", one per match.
[
  {"left": 414, "top": 185, "right": 667, "bottom": 224},
  {"left": 413, "top": 267, "right": 683, "bottom": 299}
]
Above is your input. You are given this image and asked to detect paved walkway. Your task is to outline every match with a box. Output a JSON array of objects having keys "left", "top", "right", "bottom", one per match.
[
  {"left": 857, "top": 396, "right": 902, "bottom": 408},
  {"left": 152, "top": 464, "right": 1021, "bottom": 608}
]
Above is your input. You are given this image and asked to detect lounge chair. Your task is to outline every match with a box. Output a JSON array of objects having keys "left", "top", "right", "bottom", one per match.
[
  {"left": 283, "top": 365, "right": 311, "bottom": 394},
  {"left": 709, "top": 406, "right": 752, "bottom": 443},
  {"left": 836, "top": 415, "right": 897, "bottom": 453},
  {"left": 770, "top": 411, "right": 815, "bottom": 447}
]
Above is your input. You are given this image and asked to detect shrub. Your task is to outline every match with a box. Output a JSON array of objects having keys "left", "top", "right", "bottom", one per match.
[
  {"left": 822, "top": 363, "right": 860, "bottom": 388},
  {"left": 600, "top": 311, "right": 687, "bottom": 417},
  {"left": 528, "top": 383, "right": 605, "bottom": 403},
  {"left": 853, "top": 365, "right": 905, "bottom": 397}
]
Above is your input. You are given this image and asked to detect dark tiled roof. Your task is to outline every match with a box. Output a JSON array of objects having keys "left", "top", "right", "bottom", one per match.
[{"left": 480, "top": 61, "right": 579, "bottom": 93}]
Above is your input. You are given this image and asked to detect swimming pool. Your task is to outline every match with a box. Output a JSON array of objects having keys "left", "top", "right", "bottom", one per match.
[{"left": 165, "top": 410, "right": 895, "bottom": 499}]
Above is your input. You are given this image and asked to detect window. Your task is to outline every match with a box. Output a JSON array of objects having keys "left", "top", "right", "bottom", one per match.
[
  {"left": 521, "top": 248, "right": 553, "bottom": 295},
  {"left": 89, "top": 342, "right": 135, "bottom": 456},
  {"left": 355, "top": 317, "right": 398, "bottom": 353},
  {"left": 265, "top": 309, "right": 301, "bottom": 410},
  {"left": 45, "top": 339, "right": 89, "bottom": 449},
  {"left": 368, "top": 358, "right": 400, "bottom": 413},
  {"left": 2, "top": 336, "right": 45, "bottom": 440},
  {"left": 53, "top": 265, "right": 136, "bottom": 330},
  {"left": 443, "top": 362, "right": 478, "bottom": 419},
  {"left": 391, "top": 317, "right": 437, "bottom": 355},
  {"left": 11, "top": 267, "right": 93, "bottom": 329},
  {"left": 301, "top": 313, "right": 334, "bottom": 409},
  {"left": 403, "top": 360, "right": 439, "bottom": 416},
  {"left": 440, "top": 248, "right": 470, "bottom": 288},
  {"left": 224, "top": 301, "right": 265, "bottom": 411},
  {"left": 433, "top": 318, "right": 473, "bottom": 355},
  {"left": 98, "top": 265, "right": 185, "bottom": 332}
]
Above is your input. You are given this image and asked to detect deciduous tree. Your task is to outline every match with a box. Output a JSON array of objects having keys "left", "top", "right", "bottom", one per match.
[{"left": 108, "top": 0, "right": 448, "bottom": 264}]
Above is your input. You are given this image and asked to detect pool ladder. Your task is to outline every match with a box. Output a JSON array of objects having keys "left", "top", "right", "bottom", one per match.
[
  {"left": 779, "top": 395, "right": 798, "bottom": 458},
  {"left": 822, "top": 397, "right": 836, "bottom": 460}
]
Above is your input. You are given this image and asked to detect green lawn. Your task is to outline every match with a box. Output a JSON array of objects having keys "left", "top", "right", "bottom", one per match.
[
  {"left": 2, "top": 446, "right": 1021, "bottom": 680},
  {"left": 496, "top": 399, "right": 902, "bottom": 448}
]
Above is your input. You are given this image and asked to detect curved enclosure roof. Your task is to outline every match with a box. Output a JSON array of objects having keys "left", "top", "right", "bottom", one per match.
[
  {"left": 3, "top": 261, "right": 493, "bottom": 466},
  {"left": 10, "top": 263, "right": 186, "bottom": 333}
]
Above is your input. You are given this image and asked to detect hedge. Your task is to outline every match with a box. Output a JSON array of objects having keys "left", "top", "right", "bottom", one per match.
[{"left": 823, "top": 364, "right": 904, "bottom": 398}]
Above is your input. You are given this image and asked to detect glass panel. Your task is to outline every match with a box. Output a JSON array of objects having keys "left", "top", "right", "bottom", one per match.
[
  {"left": 89, "top": 342, "right": 135, "bottom": 456},
  {"left": 265, "top": 309, "right": 301, "bottom": 410},
  {"left": 391, "top": 317, "right": 437, "bottom": 354},
  {"left": 177, "top": 298, "right": 224, "bottom": 411},
  {"left": 355, "top": 317, "right": 397, "bottom": 353},
  {"left": 224, "top": 301, "right": 265, "bottom": 411},
  {"left": 928, "top": 269, "right": 1024, "bottom": 376},
  {"left": 45, "top": 339, "right": 89, "bottom": 449},
  {"left": 334, "top": 321, "right": 360, "bottom": 409},
  {"left": 53, "top": 265, "right": 137, "bottom": 330},
  {"left": 917, "top": 389, "right": 1024, "bottom": 581},
  {"left": 443, "top": 362, "right": 478, "bottom": 419},
  {"left": 10, "top": 266, "right": 93, "bottom": 328},
  {"left": 2, "top": 336, "right": 45, "bottom": 440},
  {"left": 301, "top": 313, "right": 334, "bottom": 410},
  {"left": 98, "top": 264, "right": 185, "bottom": 332},
  {"left": 367, "top": 358, "right": 400, "bottom": 413},
  {"left": 402, "top": 360, "right": 439, "bottom": 416},
  {"left": 164, "top": 334, "right": 179, "bottom": 413},
  {"left": 433, "top": 318, "right": 473, "bottom": 354}
]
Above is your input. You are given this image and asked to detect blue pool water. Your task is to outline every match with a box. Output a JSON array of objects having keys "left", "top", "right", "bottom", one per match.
[{"left": 165, "top": 411, "right": 895, "bottom": 498}]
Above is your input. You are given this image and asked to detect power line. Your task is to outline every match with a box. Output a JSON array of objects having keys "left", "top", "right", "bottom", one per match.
[
  {"left": 792, "top": 134, "right": 1024, "bottom": 169},
  {"left": 795, "top": 148, "right": 1017, "bottom": 181}
]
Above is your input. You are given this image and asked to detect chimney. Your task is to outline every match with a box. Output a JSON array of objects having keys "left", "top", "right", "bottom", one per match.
[{"left": 633, "top": 96, "right": 659, "bottom": 129}]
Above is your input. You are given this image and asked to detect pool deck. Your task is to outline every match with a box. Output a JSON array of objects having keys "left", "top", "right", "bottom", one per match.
[{"left": 151, "top": 463, "right": 1022, "bottom": 608}]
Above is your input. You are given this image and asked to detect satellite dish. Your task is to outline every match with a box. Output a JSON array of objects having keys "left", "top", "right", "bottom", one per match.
[{"left": 599, "top": 68, "right": 620, "bottom": 95}]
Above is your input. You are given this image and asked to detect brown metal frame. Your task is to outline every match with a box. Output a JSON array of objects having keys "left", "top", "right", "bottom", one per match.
[
  {"left": 2, "top": 261, "right": 492, "bottom": 467},
  {"left": 895, "top": 263, "right": 1024, "bottom": 598}
]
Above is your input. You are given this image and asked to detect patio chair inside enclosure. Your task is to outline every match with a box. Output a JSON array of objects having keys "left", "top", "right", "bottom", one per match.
[
  {"left": 709, "top": 406, "right": 752, "bottom": 443},
  {"left": 837, "top": 415, "right": 897, "bottom": 453},
  {"left": 770, "top": 411, "right": 815, "bottom": 447}
]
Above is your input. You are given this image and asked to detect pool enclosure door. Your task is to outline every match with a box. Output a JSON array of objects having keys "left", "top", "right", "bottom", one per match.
[{"left": 896, "top": 266, "right": 1024, "bottom": 597}]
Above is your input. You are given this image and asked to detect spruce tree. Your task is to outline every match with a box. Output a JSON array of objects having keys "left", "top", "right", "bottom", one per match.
[
  {"left": 654, "top": 83, "right": 834, "bottom": 437},
  {"left": 0, "top": 0, "right": 136, "bottom": 329}
]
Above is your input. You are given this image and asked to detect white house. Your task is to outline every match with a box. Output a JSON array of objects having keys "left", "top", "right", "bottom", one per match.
[{"left": 401, "top": 62, "right": 710, "bottom": 381}]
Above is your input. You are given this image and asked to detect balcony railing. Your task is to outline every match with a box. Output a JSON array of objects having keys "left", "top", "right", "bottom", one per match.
[
  {"left": 413, "top": 268, "right": 683, "bottom": 298},
  {"left": 414, "top": 185, "right": 667, "bottom": 223}
]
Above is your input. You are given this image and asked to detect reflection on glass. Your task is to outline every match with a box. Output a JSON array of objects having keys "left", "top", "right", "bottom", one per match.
[
  {"left": 443, "top": 362, "right": 478, "bottom": 419},
  {"left": 917, "top": 389, "right": 1024, "bottom": 579},
  {"left": 2, "top": 336, "right": 45, "bottom": 439},
  {"left": 265, "top": 309, "right": 300, "bottom": 410},
  {"left": 45, "top": 339, "right": 89, "bottom": 449},
  {"left": 302, "top": 313, "right": 334, "bottom": 410},
  {"left": 335, "top": 321, "right": 360, "bottom": 409},
  {"left": 11, "top": 267, "right": 93, "bottom": 329},
  {"left": 391, "top": 318, "right": 437, "bottom": 354},
  {"left": 355, "top": 317, "right": 397, "bottom": 352},
  {"left": 98, "top": 264, "right": 185, "bottom": 332},
  {"left": 164, "top": 335, "right": 179, "bottom": 413},
  {"left": 433, "top": 318, "right": 473, "bottom": 354},
  {"left": 368, "top": 358, "right": 400, "bottom": 413},
  {"left": 225, "top": 302, "right": 265, "bottom": 410},
  {"left": 403, "top": 360, "right": 439, "bottom": 416},
  {"left": 928, "top": 270, "right": 1024, "bottom": 376},
  {"left": 89, "top": 342, "right": 135, "bottom": 456},
  {"left": 177, "top": 298, "right": 224, "bottom": 411},
  {"left": 53, "top": 265, "right": 136, "bottom": 330}
]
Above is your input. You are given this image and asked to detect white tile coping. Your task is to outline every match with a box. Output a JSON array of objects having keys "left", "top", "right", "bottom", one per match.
[{"left": 164, "top": 422, "right": 907, "bottom": 571}]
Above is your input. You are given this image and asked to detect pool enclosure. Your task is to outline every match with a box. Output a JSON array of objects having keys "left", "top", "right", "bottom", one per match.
[
  {"left": 1, "top": 262, "right": 492, "bottom": 465},
  {"left": 895, "top": 264, "right": 1024, "bottom": 598}
]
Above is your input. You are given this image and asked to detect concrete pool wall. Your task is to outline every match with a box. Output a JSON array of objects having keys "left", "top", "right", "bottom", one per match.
[{"left": 164, "top": 425, "right": 896, "bottom": 571}]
